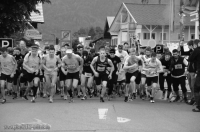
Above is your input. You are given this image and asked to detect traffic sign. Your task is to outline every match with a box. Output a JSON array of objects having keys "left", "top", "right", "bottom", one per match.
[
  {"left": 61, "top": 30, "right": 71, "bottom": 41},
  {"left": 154, "top": 44, "right": 164, "bottom": 53},
  {"left": 0, "top": 38, "right": 13, "bottom": 48},
  {"left": 148, "top": 39, "right": 156, "bottom": 48},
  {"left": 25, "top": 29, "right": 42, "bottom": 39}
]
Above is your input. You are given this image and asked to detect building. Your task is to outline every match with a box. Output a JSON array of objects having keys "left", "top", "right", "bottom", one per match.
[
  {"left": 92, "top": 16, "right": 115, "bottom": 51},
  {"left": 109, "top": 3, "right": 197, "bottom": 49}
]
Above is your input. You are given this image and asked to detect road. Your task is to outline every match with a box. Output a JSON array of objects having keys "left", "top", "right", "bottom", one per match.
[{"left": 0, "top": 93, "right": 200, "bottom": 132}]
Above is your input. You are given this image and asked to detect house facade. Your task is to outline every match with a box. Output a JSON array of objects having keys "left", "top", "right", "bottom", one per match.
[{"left": 109, "top": 3, "right": 197, "bottom": 49}]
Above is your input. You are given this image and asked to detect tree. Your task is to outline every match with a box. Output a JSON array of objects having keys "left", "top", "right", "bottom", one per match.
[
  {"left": 88, "top": 27, "right": 96, "bottom": 39},
  {"left": 72, "top": 39, "right": 80, "bottom": 51},
  {"left": 0, "top": 0, "right": 51, "bottom": 38}
]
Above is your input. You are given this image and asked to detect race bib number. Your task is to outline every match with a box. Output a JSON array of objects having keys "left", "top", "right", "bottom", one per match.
[
  {"left": 49, "top": 65, "right": 55, "bottom": 69},
  {"left": 85, "top": 72, "right": 92, "bottom": 77},
  {"left": 68, "top": 64, "right": 76, "bottom": 69},
  {"left": 32, "top": 66, "right": 37, "bottom": 69},
  {"left": 97, "top": 66, "right": 105, "bottom": 71},
  {"left": 175, "top": 64, "right": 182, "bottom": 69}
]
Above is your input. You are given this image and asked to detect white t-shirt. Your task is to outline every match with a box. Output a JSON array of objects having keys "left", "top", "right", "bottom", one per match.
[
  {"left": 139, "top": 55, "right": 151, "bottom": 75},
  {"left": 117, "top": 64, "right": 126, "bottom": 81},
  {"left": 115, "top": 50, "right": 129, "bottom": 60},
  {"left": 145, "top": 58, "right": 163, "bottom": 77}
]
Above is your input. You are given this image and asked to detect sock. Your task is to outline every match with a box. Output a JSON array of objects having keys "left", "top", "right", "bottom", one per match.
[{"left": 68, "top": 89, "right": 73, "bottom": 98}]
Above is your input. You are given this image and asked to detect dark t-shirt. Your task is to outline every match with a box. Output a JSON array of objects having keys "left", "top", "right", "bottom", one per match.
[
  {"left": 160, "top": 57, "right": 171, "bottom": 70},
  {"left": 107, "top": 55, "right": 121, "bottom": 72}
]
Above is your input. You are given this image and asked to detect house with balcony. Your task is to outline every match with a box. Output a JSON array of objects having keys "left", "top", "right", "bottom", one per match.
[{"left": 109, "top": 3, "right": 196, "bottom": 48}]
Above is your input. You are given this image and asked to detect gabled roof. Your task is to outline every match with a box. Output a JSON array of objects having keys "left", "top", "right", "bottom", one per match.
[
  {"left": 30, "top": 3, "right": 44, "bottom": 23},
  {"left": 107, "top": 16, "right": 115, "bottom": 28},
  {"left": 124, "top": 3, "right": 194, "bottom": 26}
]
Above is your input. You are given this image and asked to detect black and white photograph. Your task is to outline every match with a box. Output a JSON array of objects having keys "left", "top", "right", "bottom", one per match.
[{"left": 0, "top": 0, "right": 199, "bottom": 132}]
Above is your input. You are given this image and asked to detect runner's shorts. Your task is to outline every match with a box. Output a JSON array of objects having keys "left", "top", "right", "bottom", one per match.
[
  {"left": 126, "top": 70, "right": 139, "bottom": 84},
  {"left": 95, "top": 72, "right": 108, "bottom": 85},
  {"left": 0, "top": 73, "right": 13, "bottom": 83},
  {"left": 59, "top": 68, "right": 66, "bottom": 81},
  {"left": 146, "top": 76, "right": 158, "bottom": 86},
  {"left": 23, "top": 70, "right": 40, "bottom": 83},
  {"left": 66, "top": 71, "right": 80, "bottom": 80}
]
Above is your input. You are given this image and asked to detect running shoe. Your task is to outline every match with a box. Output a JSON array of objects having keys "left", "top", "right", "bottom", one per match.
[
  {"left": 69, "top": 97, "right": 74, "bottom": 103},
  {"left": 81, "top": 96, "right": 87, "bottom": 100},
  {"left": 49, "top": 98, "right": 53, "bottom": 103},
  {"left": 43, "top": 94, "right": 47, "bottom": 98},
  {"left": 173, "top": 96, "right": 180, "bottom": 102},
  {"left": 64, "top": 95, "right": 68, "bottom": 100},
  {"left": 13, "top": 93, "right": 17, "bottom": 99},
  {"left": 2, "top": 99, "right": 6, "bottom": 104},
  {"left": 31, "top": 98, "right": 35, "bottom": 103},
  {"left": 100, "top": 97, "right": 105, "bottom": 102},
  {"left": 124, "top": 96, "right": 128, "bottom": 102},
  {"left": 22, "top": 95, "right": 28, "bottom": 100}
]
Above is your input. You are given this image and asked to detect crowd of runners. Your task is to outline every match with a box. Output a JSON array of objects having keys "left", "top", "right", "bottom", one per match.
[{"left": 0, "top": 39, "right": 200, "bottom": 112}]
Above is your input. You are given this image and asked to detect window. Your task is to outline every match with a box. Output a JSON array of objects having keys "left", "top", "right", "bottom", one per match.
[
  {"left": 191, "top": 34, "right": 195, "bottom": 40},
  {"left": 143, "top": 33, "right": 155, "bottom": 40},
  {"left": 160, "top": 33, "right": 167, "bottom": 40},
  {"left": 112, "top": 38, "right": 118, "bottom": 46}
]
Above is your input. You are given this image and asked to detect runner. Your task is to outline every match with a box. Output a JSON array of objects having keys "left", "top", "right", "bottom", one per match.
[
  {"left": 116, "top": 55, "right": 126, "bottom": 97},
  {"left": 123, "top": 48, "right": 142, "bottom": 102},
  {"left": 170, "top": 49, "right": 188, "bottom": 103},
  {"left": 90, "top": 46, "right": 114, "bottom": 102},
  {"left": 0, "top": 47, "right": 17, "bottom": 104},
  {"left": 81, "top": 50, "right": 94, "bottom": 99},
  {"left": 188, "top": 39, "right": 200, "bottom": 112},
  {"left": 143, "top": 52, "right": 163, "bottom": 103},
  {"left": 58, "top": 46, "right": 67, "bottom": 99},
  {"left": 139, "top": 47, "right": 151, "bottom": 100},
  {"left": 22, "top": 44, "right": 42, "bottom": 103},
  {"left": 159, "top": 52, "right": 172, "bottom": 101},
  {"left": 13, "top": 47, "right": 23, "bottom": 99},
  {"left": 61, "top": 48, "right": 83, "bottom": 103},
  {"left": 42, "top": 46, "right": 61, "bottom": 103},
  {"left": 115, "top": 44, "right": 129, "bottom": 60},
  {"left": 18, "top": 39, "right": 29, "bottom": 97},
  {"left": 107, "top": 48, "right": 121, "bottom": 100}
]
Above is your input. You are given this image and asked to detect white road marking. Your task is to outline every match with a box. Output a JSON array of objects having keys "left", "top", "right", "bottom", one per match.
[
  {"left": 117, "top": 117, "right": 131, "bottom": 123},
  {"left": 98, "top": 108, "right": 108, "bottom": 119}
]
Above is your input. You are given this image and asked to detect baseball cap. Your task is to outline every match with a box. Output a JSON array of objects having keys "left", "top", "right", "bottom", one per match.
[
  {"left": 66, "top": 48, "right": 73, "bottom": 53},
  {"left": 109, "top": 49, "right": 115, "bottom": 54},
  {"left": 118, "top": 45, "right": 123, "bottom": 49},
  {"left": 31, "top": 44, "right": 39, "bottom": 49},
  {"left": 90, "top": 48, "right": 95, "bottom": 53}
]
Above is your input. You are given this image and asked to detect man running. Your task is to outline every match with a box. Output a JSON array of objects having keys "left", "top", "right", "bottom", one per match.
[
  {"left": 0, "top": 47, "right": 17, "bottom": 104},
  {"left": 42, "top": 46, "right": 61, "bottom": 103},
  {"left": 81, "top": 50, "right": 94, "bottom": 100},
  {"left": 58, "top": 46, "right": 67, "bottom": 99},
  {"left": 61, "top": 48, "right": 83, "bottom": 103},
  {"left": 170, "top": 49, "right": 188, "bottom": 103},
  {"left": 143, "top": 52, "right": 163, "bottom": 103},
  {"left": 107, "top": 48, "right": 121, "bottom": 100},
  {"left": 139, "top": 47, "right": 152, "bottom": 100},
  {"left": 13, "top": 47, "right": 23, "bottom": 99},
  {"left": 22, "top": 44, "right": 42, "bottom": 103},
  {"left": 90, "top": 46, "right": 114, "bottom": 102},
  {"left": 123, "top": 48, "right": 142, "bottom": 102},
  {"left": 159, "top": 52, "right": 172, "bottom": 101}
]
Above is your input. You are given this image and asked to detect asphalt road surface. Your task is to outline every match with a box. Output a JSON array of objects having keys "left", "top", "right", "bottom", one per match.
[{"left": 0, "top": 94, "right": 200, "bottom": 132}]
